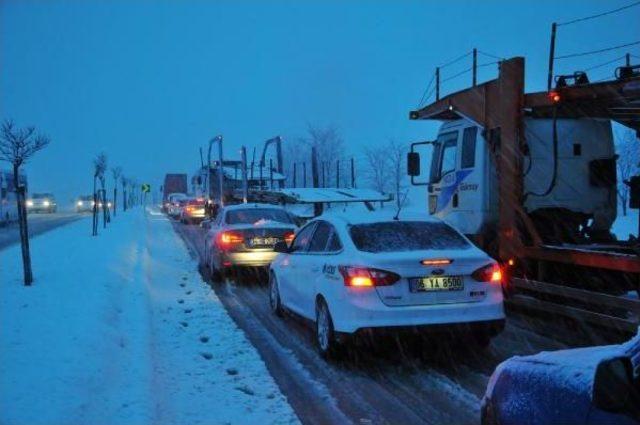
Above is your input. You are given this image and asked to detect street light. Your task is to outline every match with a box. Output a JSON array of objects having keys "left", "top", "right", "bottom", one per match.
[{"left": 207, "top": 135, "right": 224, "bottom": 207}]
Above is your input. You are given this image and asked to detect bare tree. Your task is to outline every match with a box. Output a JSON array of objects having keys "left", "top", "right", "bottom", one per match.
[
  {"left": 92, "top": 153, "right": 107, "bottom": 236},
  {"left": 616, "top": 129, "right": 640, "bottom": 216},
  {"left": 282, "top": 125, "right": 346, "bottom": 188},
  {"left": 363, "top": 146, "right": 390, "bottom": 194},
  {"left": 111, "top": 166, "right": 122, "bottom": 217},
  {"left": 121, "top": 176, "right": 128, "bottom": 211},
  {"left": 0, "top": 120, "right": 50, "bottom": 285},
  {"left": 386, "top": 139, "right": 407, "bottom": 209}
]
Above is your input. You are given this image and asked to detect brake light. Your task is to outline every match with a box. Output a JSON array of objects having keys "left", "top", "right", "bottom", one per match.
[
  {"left": 338, "top": 266, "right": 400, "bottom": 287},
  {"left": 217, "top": 231, "right": 244, "bottom": 249},
  {"left": 421, "top": 258, "right": 452, "bottom": 266},
  {"left": 284, "top": 231, "right": 295, "bottom": 244},
  {"left": 471, "top": 264, "right": 502, "bottom": 283}
]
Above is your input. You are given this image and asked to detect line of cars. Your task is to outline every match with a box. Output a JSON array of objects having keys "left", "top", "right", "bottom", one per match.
[
  {"left": 164, "top": 192, "right": 206, "bottom": 224},
  {"left": 188, "top": 201, "right": 640, "bottom": 424},
  {"left": 197, "top": 201, "right": 506, "bottom": 357}
]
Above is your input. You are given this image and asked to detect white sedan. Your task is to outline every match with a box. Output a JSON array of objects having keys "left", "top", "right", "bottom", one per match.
[{"left": 268, "top": 212, "right": 505, "bottom": 358}]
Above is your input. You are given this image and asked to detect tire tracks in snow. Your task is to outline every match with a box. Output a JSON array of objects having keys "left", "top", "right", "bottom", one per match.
[{"left": 174, "top": 222, "right": 481, "bottom": 424}]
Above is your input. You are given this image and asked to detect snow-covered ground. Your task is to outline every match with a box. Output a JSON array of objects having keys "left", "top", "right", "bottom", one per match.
[{"left": 0, "top": 208, "right": 298, "bottom": 425}]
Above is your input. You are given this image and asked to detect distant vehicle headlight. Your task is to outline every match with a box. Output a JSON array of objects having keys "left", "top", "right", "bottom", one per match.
[
  {"left": 77, "top": 201, "right": 83, "bottom": 206},
  {"left": 43, "top": 200, "right": 50, "bottom": 207},
  {"left": 107, "top": 202, "right": 112, "bottom": 208},
  {"left": 98, "top": 202, "right": 103, "bottom": 208},
  {"left": 91, "top": 201, "right": 96, "bottom": 206},
  {"left": 26, "top": 200, "right": 34, "bottom": 207}
]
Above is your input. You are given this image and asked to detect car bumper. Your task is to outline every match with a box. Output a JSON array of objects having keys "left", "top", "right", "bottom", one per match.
[
  {"left": 330, "top": 289, "right": 505, "bottom": 334},
  {"left": 221, "top": 250, "right": 279, "bottom": 267}
]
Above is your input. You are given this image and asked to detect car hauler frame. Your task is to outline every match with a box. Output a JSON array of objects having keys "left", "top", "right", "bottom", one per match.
[{"left": 409, "top": 56, "right": 640, "bottom": 337}]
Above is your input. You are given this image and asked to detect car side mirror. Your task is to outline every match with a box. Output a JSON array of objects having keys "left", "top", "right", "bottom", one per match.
[
  {"left": 200, "top": 219, "right": 211, "bottom": 229},
  {"left": 407, "top": 152, "right": 420, "bottom": 176},
  {"left": 273, "top": 241, "right": 289, "bottom": 254},
  {"left": 592, "top": 357, "right": 634, "bottom": 412}
]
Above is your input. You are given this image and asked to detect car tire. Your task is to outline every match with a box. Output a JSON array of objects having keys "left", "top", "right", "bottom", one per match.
[
  {"left": 315, "top": 299, "right": 341, "bottom": 359},
  {"left": 269, "top": 273, "right": 284, "bottom": 317},
  {"left": 208, "top": 252, "right": 222, "bottom": 282}
]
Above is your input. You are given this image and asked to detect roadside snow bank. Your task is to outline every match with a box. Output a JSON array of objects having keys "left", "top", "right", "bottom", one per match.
[{"left": 1, "top": 207, "right": 298, "bottom": 425}]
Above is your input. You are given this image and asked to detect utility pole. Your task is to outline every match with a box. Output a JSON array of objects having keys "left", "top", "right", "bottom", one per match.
[
  {"left": 547, "top": 22, "right": 557, "bottom": 91},
  {"left": 472, "top": 48, "right": 477, "bottom": 87},
  {"left": 350, "top": 157, "right": 355, "bottom": 188},
  {"left": 436, "top": 67, "right": 440, "bottom": 100}
]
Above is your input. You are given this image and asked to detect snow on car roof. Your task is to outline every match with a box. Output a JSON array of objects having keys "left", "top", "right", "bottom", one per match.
[
  {"left": 273, "top": 187, "right": 391, "bottom": 203},
  {"left": 489, "top": 338, "right": 636, "bottom": 399},
  {"left": 222, "top": 202, "right": 287, "bottom": 211},
  {"left": 316, "top": 209, "right": 441, "bottom": 225}
]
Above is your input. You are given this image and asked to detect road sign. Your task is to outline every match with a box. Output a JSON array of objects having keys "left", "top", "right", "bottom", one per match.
[{"left": 142, "top": 183, "right": 151, "bottom": 193}]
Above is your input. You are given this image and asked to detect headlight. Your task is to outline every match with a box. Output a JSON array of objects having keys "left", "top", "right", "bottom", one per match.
[
  {"left": 77, "top": 201, "right": 83, "bottom": 206},
  {"left": 43, "top": 200, "right": 50, "bottom": 207},
  {"left": 98, "top": 202, "right": 103, "bottom": 208},
  {"left": 26, "top": 200, "right": 34, "bottom": 207},
  {"left": 91, "top": 201, "right": 96, "bottom": 206},
  {"left": 107, "top": 202, "right": 112, "bottom": 208}
]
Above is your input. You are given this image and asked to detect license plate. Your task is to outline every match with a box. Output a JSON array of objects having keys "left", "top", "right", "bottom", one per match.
[
  {"left": 250, "top": 236, "right": 279, "bottom": 247},
  {"left": 410, "top": 275, "right": 464, "bottom": 292}
]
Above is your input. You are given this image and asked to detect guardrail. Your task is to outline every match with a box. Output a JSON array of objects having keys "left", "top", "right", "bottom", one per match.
[{"left": 507, "top": 278, "right": 640, "bottom": 334}]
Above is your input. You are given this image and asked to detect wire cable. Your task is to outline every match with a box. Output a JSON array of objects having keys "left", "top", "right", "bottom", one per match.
[
  {"left": 557, "top": 0, "right": 640, "bottom": 26},
  {"left": 417, "top": 72, "right": 435, "bottom": 108},
  {"left": 438, "top": 51, "right": 472, "bottom": 69},
  {"left": 441, "top": 66, "right": 473, "bottom": 84},
  {"left": 583, "top": 55, "right": 627, "bottom": 72},
  {"left": 555, "top": 40, "right": 640, "bottom": 59},
  {"left": 477, "top": 50, "right": 504, "bottom": 61}
]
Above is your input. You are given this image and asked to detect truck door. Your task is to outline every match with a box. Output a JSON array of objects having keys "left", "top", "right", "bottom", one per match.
[{"left": 428, "top": 130, "right": 459, "bottom": 218}]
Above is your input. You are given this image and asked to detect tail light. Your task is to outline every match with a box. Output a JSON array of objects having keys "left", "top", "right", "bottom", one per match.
[
  {"left": 217, "top": 231, "right": 244, "bottom": 249},
  {"left": 472, "top": 264, "right": 502, "bottom": 283},
  {"left": 185, "top": 205, "right": 196, "bottom": 214},
  {"left": 338, "top": 266, "right": 400, "bottom": 287},
  {"left": 284, "top": 231, "right": 295, "bottom": 245}
]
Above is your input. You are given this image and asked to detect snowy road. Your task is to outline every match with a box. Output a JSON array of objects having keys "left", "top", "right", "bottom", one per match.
[
  {"left": 0, "top": 212, "right": 84, "bottom": 250},
  {"left": 173, "top": 221, "right": 568, "bottom": 425}
]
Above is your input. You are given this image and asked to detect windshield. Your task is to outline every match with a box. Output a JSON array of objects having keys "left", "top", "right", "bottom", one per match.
[
  {"left": 226, "top": 208, "right": 292, "bottom": 225},
  {"left": 32, "top": 193, "right": 52, "bottom": 199},
  {"left": 349, "top": 221, "right": 470, "bottom": 252}
]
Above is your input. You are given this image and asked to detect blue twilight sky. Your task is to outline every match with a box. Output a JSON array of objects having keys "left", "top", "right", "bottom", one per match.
[{"left": 1, "top": 0, "right": 639, "bottom": 203}]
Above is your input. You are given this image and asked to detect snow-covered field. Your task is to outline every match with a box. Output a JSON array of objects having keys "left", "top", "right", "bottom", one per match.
[{"left": 0, "top": 208, "right": 298, "bottom": 425}]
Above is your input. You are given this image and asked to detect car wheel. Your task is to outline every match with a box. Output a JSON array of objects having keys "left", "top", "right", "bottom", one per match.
[
  {"left": 315, "top": 299, "right": 341, "bottom": 359},
  {"left": 269, "top": 273, "right": 284, "bottom": 317},
  {"left": 208, "top": 252, "right": 222, "bottom": 282}
]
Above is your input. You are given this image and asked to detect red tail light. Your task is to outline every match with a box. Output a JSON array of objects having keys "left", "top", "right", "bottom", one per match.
[
  {"left": 217, "top": 231, "right": 244, "bottom": 249},
  {"left": 284, "top": 231, "right": 295, "bottom": 245},
  {"left": 338, "top": 266, "right": 400, "bottom": 287},
  {"left": 471, "top": 264, "right": 502, "bottom": 283}
]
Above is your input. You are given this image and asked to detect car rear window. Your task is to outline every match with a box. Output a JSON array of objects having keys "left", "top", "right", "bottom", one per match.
[
  {"left": 226, "top": 208, "right": 292, "bottom": 225},
  {"left": 187, "top": 199, "right": 205, "bottom": 205},
  {"left": 349, "top": 221, "right": 470, "bottom": 252}
]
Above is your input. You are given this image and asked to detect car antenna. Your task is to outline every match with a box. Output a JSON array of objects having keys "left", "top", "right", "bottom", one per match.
[{"left": 393, "top": 190, "right": 409, "bottom": 221}]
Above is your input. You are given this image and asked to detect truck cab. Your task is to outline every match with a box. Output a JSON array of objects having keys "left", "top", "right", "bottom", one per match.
[{"left": 418, "top": 117, "right": 617, "bottom": 245}]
